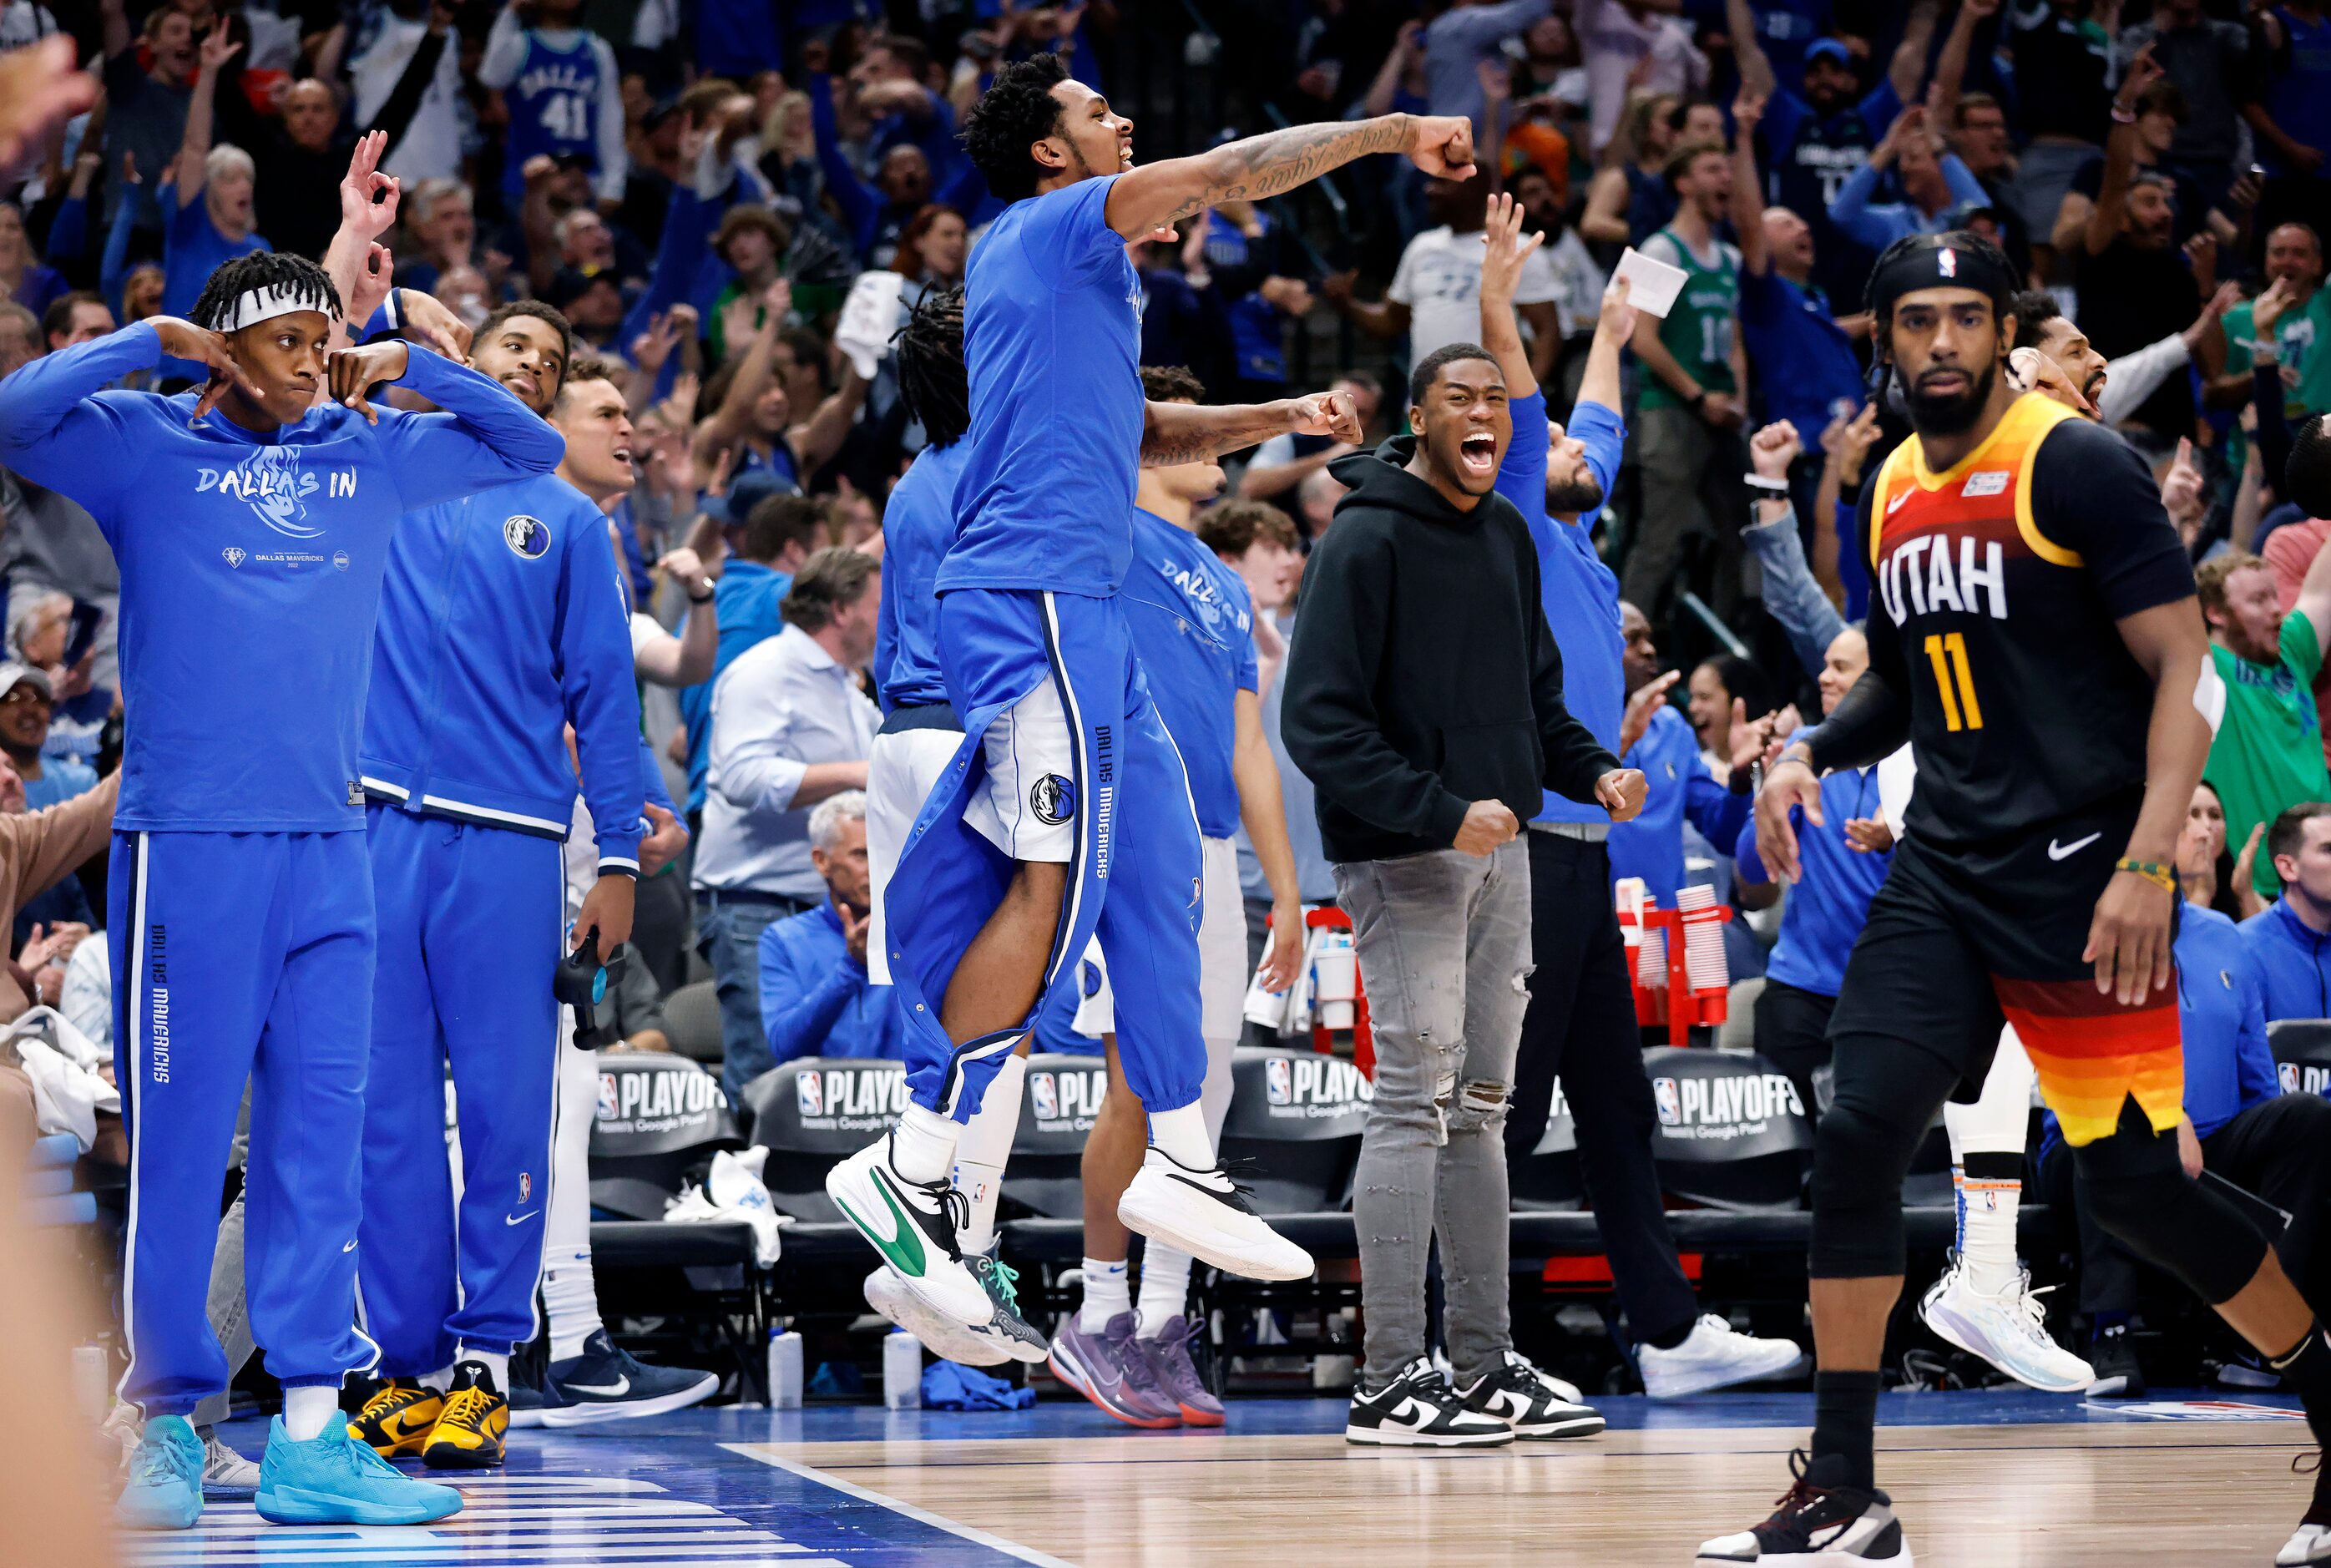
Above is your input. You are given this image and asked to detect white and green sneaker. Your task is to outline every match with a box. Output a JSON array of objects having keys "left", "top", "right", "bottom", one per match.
[{"left": 826, "top": 1133, "right": 991, "bottom": 1325}]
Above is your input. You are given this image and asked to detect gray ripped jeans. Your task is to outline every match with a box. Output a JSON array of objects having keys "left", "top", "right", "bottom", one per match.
[{"left": 1334, "top": 840, "right": 1531, "bottom": 1388}]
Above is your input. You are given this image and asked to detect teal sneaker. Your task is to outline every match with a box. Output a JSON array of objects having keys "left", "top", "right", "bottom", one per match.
[
  {"left": 114, "top": 1414, "right": 205, "bottom": 1530},
  {"left": 255, "top": 1415, "right": 463, "bottom": 1525}
]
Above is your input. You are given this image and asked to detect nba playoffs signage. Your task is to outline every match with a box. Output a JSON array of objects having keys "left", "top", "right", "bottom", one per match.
[
  {"left": 1221, "top": 1048, "right": 1373, "bottom": 1142},
  {"left": 791, "top": 1060, "right": 911, "bottom": 1135},
  {"left": 592, "top": 1055, "right": 736, "bottom": 1151},
  {"left": 1643, "top": 1047, "right": 1811, "bottom": 1161},
  {"left": 2269, "top": 1019, "right": 2331, "bottom": 1098},
  {"left": 1024, "top": 1057, "right": 1108, "bottom": 1138}
]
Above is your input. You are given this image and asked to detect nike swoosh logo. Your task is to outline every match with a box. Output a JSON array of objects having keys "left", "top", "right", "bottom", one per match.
[
  {"left": 565, "top": 1376, "right": 630, "bottom": 1396},
  {"left": 342, "top": 1239, "right": 359, "bottom": 1252},
  {"left": 2047, "top": 832, "right": 2102, "bottom": 861},
  {"left": 505, "top": 1211, "right": 540, "bottom": 1227},
  {"left": 836, "top": 1167, "right": 927, "bottom": 1276},
  {"left": 1887, "top": 489, "right": 1910, "bottom": 513}
]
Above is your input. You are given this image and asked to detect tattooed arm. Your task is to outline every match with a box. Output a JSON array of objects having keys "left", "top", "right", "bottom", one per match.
[
  {"left": 1140, "top": 392, "right": 1362, "bottom": 467},
  {"left": 1104, "top": 114, "right": 1477, "bottom": 240}
]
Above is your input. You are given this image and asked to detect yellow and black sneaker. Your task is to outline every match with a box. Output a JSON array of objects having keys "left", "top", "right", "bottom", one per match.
[
  {"left": 422, "top": 1361, "right": 508, "bottom": 1470},
  {"left": 348, "top": 1378, "right": 443, "bottom": 1460}
]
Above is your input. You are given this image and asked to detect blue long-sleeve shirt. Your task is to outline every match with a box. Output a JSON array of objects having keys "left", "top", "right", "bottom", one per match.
[
  {"left": 362, "top": 472, "right": 646, "bottom": 871},
  {"left": 0, "top": 324, "right": 564, "bottom": 832},
  {"left": 874, "top": 439, "right": 968, "bottom": 714},
  {"left": 1423, "top": 0, "right": 1551, "bottom": 138},
  {"left": 1499, "top": 390, "right": 1628, "bottom": 827},
  {"left": 677, "top": 557, "right": 791, "bottom": 813},
  {"left": 1608, "top": 705, "right": 1749, "bottom": 903},
  {"left": 1742, "top": 503, "right": 1850, "bottom": 678},
  {"left": 2239, "top": 898, "right": 2331, "bottom": 1024},
  {"left": 1825, "top": 154, "right": 1990, "bottom": 251},
  {"left": 757, "top": 899, "right": 903, "bottom": 1067},
  {"left": 1733, "top": 749, "right": 1888, "bottom": 998}
]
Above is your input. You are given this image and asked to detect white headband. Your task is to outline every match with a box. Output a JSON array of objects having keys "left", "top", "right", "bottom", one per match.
[{"left": 218, "top": 283, "right": 339, "bottom": 333}]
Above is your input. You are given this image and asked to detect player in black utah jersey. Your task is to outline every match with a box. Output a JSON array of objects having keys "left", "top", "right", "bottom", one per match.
[{"left": 1695, "top": 232, "right": 2331, "bottom": 1568}]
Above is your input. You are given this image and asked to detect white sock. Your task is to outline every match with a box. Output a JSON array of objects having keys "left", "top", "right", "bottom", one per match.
[
  {"left": 456, "top": 1349, "right": 510, "bottom": 1393},
  {"left": 1137, "top": 1245, "right": 1194, "bottom": 1337},
  {"left": 1147, "top": 1102, "right": 1213, "bottom": 1171},
  {"left": 953, "top": 1055, "right": 1026, "bottom": 1256},
  {"left": 418, "top": 1363, "right": 454, "bottom": 1393},
  {"left": 1946, "top": 1026, "right": 2035, "bottom": 1297},
  {"left": 281, "top": 1385, "right": 339, "bottom": 1442},
  {"left": 544, "top": 1250, "right": 603, "bottom": 1363},
  {"left": 1080, "top": 1256, "right": 1131, "bottom": 1334},
  {"left": 892, "top": 1102, "right": 962, "bottom": 1186}
]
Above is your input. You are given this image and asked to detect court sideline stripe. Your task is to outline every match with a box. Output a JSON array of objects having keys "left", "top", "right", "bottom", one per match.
[{"left": 721, "top": 1442, "right": 1078, "bottom": 1568}]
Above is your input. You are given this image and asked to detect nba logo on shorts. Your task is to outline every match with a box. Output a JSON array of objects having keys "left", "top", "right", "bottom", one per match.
[
  {"left": 596, "top": 1073, "right": 619, "bottom": 1120},
  {"left": 1030, "top": 1072, "right": 1059, "bottom": 1121},
  {"left": 1267, "top": 1058, "right": 1292, "bottom": 1105},
  {"left": 796, "top": 1073, "right": 824, "bottom": 1118},
  {"left": 1652, "top": 1075, "right": 1681, "bottom": 1125},
  {"left": 518, "top": 1172, "right": 532, "bottom": 1203}
]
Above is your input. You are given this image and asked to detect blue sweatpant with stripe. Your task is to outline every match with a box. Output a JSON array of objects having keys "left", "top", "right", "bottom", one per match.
[
  {"left": 887, "top": 587, "right": 1206, "bottom": 1124},
  {"left": 358, "top": 804, "right": 566, "bottom": 1374},
  {"left": 109, "top": 829, "right": 379, "bottom": 1418}
]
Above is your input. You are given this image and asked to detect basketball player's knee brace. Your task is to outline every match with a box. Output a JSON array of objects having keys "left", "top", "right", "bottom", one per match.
[
  {"left": 1808, "top": 1095, "right": 1928, "bottom": 1278},
  {"left": 2074, "top": 1128, "right": 2268, "bottom": 1307}
]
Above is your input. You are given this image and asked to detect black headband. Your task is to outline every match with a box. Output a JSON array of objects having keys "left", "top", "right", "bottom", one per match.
[{"left": 1866, "top": 234, "right": 2018, "bottom": 324}]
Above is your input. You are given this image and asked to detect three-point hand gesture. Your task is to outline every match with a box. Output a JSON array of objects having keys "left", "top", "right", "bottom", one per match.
[
  {"left": 326, "top": 339, "right": 411, "bottom": 424},
  {"left": 150, "top": 316, "right": 263, "bottom": 419},
  {"left": 340, "top": 129, "right": 402, "bottom": 245}
]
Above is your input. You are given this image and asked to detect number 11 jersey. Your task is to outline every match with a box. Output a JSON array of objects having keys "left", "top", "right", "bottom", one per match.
[{"left": 1859, "top": 391, "right": 2197, "bottom": 850}]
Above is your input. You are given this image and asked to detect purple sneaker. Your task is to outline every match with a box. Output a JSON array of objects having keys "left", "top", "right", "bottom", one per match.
[
  {"left": 1048, "top": 1312, "right": 1182, "bottom": 1429},
  {"left": 1137, "top": 1317, "right": 1223, "bottom": 1427}
]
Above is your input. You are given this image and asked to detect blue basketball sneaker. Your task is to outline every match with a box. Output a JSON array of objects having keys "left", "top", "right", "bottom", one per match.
[
  {"left": 255, "top": 1415, "right": 463, "bottom": 1525},
  {"left": 114, "top": 1414, "right": 205, "bottom": 1530}
]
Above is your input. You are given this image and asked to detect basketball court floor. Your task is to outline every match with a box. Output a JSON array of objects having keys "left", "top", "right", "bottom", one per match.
[{"left": 124, "top": 1389, "right": 2315, "bottom": 1566}]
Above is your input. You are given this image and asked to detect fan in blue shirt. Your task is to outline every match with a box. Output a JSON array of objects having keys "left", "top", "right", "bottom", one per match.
[
  {"left": 2241, "top": 804, "right": 2331, "bottom": 1024},
  {"left": 0, "top": 253, "right": 559, "bottom": 1530}
]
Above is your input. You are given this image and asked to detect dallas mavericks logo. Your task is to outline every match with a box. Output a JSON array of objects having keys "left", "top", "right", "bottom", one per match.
[
  {"left": 796, "top": 1073, "right": 823, "bottom": 1118},
  {"left": 197, "top": 448, "right": 324, "bottom": 539},
  {"left": 504, "top": 513, "right": 551, "bottom": 559},
  {"left": 1030, "top": 773, "right": 1074, "bottom": 826}
]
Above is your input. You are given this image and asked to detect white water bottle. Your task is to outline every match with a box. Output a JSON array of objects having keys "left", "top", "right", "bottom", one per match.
[
  {"left": 1312, "top": 928, "right": 1358, "bottom": 1029},
  {"left": 882, "top": 1330, "right": 923, "bottom": 1409},
  {"left": 766, "top": 1328, "right": 803, "bottom": 1410}
]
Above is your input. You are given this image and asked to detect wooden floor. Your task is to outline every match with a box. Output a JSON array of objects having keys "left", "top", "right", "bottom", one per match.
[{"left": 738, "top": 1420, "right": 2320, "bottom": 1566}]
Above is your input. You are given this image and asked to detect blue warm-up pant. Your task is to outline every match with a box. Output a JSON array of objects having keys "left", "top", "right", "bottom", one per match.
[
  {"left": 886, "top": 587, "right": 1206, "bottom": 1125},
  {"left": 109, "top": 829, "right": 379, "bottom": 1418},
  {"left": 358, "top": 805, "right": 565, "bottom": 1374}
]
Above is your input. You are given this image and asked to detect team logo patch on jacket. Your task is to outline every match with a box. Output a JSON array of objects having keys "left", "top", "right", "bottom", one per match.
[
  {"left": 504, "top": 513, "right": 551, "bottom": 559},
  {"left": 1030, "top": 772, "right": 1074, "bottom": 825}
]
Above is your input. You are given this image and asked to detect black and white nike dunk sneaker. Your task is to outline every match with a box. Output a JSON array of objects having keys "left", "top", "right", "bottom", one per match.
[
  {"left": 1696, "top": 1449, "right": 1913, "bottom": 1565},
  {"left": 1344, "top": 1357, "right": 1514, "bottom": 1448},
  {"left": 1455, "top": 1349, "right": 1605, "bottom": 1439}
]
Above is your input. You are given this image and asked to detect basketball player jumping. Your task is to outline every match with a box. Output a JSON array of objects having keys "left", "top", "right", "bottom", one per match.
[
  {"left": 1698, "top": 231, "right": 2331, "bottom": 1567},
  {"left": 831, "top": 54, "right": 1466, "bottom": 1326}
]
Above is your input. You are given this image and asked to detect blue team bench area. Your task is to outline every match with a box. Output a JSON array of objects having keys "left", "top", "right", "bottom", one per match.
[{"left": 574, "top": 1043, "right": 2077, "bottom": 1403}]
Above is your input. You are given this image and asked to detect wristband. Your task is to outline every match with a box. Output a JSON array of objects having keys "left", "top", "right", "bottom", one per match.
[
  {"left": 2115, "top": 857, "right": 2179, "bottom": 897},
  {"left": 2111, "top": 104, "right": 2136, "bottom": 124},
  {"left": 1745, "top": 473, "right": 1789, "bottom": 494}
]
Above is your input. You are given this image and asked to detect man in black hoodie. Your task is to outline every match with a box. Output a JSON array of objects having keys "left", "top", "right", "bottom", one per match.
[{"left": 1282, "top": 341, "right": 1648, "bottom": 1447}]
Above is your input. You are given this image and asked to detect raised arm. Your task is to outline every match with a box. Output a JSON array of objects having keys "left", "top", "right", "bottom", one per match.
[
  {"left": 474, "top": 0, "right": 526, "bottom": 90},
  {"left": 1139, "top": 391, "right": 1361, "bottom": 466},
  {"left": 590, "top": 36, "right": 627, "bottom": 205},
  {"left": 692, "top": 281, "right": 789, "bottom": 478},
  {"left": 1578, "top": 164, "right": 1634, "bottom": 246},
  {"left": 1363, "top": 20, "right": 1423, "bottom": 118},
  {"left": 1732, "top": 92, "right": 1771, "bottom": 276},
  {"left": 1826, "top": 138, "right": 1898, "bottom": 250},
  {"left": 1575, "top": 276, "right": 1636, "bottom": 417},
  {"left": 2088, "top": 50, "right": 2161, "bottom": 258},
  {"left": 1479, "top": 192, "right": 1541, "bottom": 399},
  {"left": 808, "top": 72, "right": 882, "bottom": 235},
  {"left": 784, "top": 362, "right": 871, "bottom": 479},
  {"left": 320, "top": 133, "right": 403, "bottom": 352},
  {"left": 172, "top": 21, "right": 240, "bottom": 210},
  {"left": 1726, "top": 0, "right": 1777, "bottom": 101},
  {"left": 1931, "top": 0, "right": 1999, "bottom": 132},
  {"left": 1889, "top": 0, "right": 1943, "bottom": 106},
  {"left": 1105, "top": 112, "right": 1474, "bottom": 239},
  {"left": 2293, "top": 524, "right": 2331, "bottom": 654}
]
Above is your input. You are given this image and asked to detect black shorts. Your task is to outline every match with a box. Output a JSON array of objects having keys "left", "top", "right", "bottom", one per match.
[{"left": 1825, "top": 789, "right": 2182, "bottom": 1146}]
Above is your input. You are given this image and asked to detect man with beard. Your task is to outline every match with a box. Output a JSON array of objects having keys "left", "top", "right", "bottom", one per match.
[
  {"left": 1700, "top": 230, "right": 2331, "bottom": 1568},
  {"left": 1487, "top": 193, "right": 1808, "bottom": 1401}
]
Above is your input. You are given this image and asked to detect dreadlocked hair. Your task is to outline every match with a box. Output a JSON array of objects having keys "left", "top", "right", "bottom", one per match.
[
  {"left": 895, "top": 286, "right": 969, "bottom": 448},
  {"left": 189, "top": 252, "right": 341, "bottom": 331},
  {"left": 961, "top": 52, "right": 1071, "bottom": 203}
]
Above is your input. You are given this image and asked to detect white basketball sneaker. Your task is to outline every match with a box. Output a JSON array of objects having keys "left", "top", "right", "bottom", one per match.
[
  {"left": 825, "top": 1133, "right": 993, "bottom": 1325},
  {"left": 2281, "top": 1522, "right": 2331, "bottom": 1565},
  {"left": 1917, "top": 1256, "right": 2091, "bottom": 1394},
  {"left": 1117, "top": 1146, "right": 1312, "bottom": 1281},
  {"left": 1638, "top": 1314, "right": 1810, "bottom": 1399},
  {"left": 863, "top": 1270, "right": 1009, "bottom": 1367}
]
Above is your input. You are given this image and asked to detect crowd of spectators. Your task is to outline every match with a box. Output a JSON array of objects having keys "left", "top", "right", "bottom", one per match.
[{"left": 11, "top": 0, "right": 2331, "bottom": 1396}]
